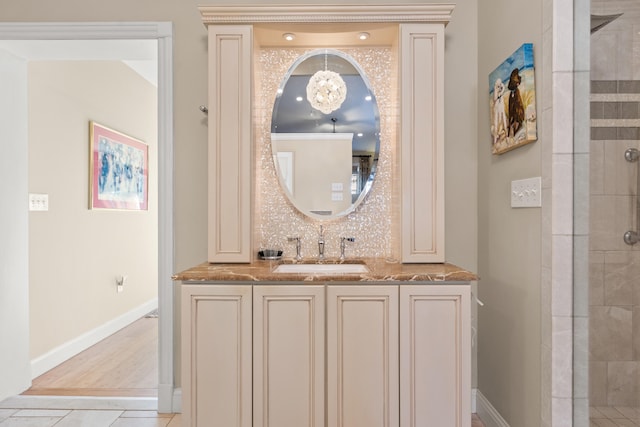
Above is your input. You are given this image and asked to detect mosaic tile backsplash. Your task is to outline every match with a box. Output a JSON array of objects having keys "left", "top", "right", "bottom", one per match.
[{"left": 253, "top": 47, "right": 399, "bottom": 260}]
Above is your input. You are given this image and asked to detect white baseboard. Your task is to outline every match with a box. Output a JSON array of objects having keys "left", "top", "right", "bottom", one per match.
[
  {"left": 476, "top": 390, "right": 510, "bottom": 427},
  {"left": 30, "top": 298, "right": 158, "bottom": 379}
]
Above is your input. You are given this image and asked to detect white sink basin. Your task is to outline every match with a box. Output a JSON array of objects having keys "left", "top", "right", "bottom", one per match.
[{"left": 273, "top": 263, "right": 369, "bottom": 274}]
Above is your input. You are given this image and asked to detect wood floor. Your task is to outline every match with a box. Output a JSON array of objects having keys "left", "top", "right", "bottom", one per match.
[{"left": 22, "top": 316, "right": 158, "bottom": 397}]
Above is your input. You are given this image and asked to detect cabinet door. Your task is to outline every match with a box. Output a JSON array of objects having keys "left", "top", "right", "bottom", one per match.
[
  {"left": 253, "top": 286, "right": 325, "bottom": 427},
  {"left": 399, "top": 285, "right": 470, "bottom": 427},
  {"left": 400, "top": 23, "right": 446, "bottom": 263},
  {"left": 327, "top": 285, "right": 399, "bottom": 427},
  {"left": 181, "top": 285, "right": 252, "bottom": 427},
  {"left": 207, "top": 24, "right": 252, "bottom": 262}
]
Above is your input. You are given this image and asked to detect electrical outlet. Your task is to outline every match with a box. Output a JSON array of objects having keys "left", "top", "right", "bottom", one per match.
[
  {"left": 116, "top": 276, "right": 127, "bottom": 293},
  {"left": 511, "top": 177, "right": 542, "bottom": 208},
  {"left": 29, "top": 193, "right": 49, "bottom": 211}
]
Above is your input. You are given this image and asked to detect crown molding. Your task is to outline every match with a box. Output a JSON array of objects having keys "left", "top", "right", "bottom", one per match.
[
  {"left": 199, "top": 4, "right": 455, "bottom": 26},
  {"left": 0, "top": 22, "right": 172, "bottom": 39}
]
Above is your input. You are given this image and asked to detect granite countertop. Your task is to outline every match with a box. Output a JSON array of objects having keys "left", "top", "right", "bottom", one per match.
[{"left": 172, "top": 258, "right": 478, "bottom": 283}]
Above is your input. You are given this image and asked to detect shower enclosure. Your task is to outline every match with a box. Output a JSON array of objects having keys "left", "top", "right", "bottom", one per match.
[{"left": 589, "top": 1, "right": 640, "bottom": 423}]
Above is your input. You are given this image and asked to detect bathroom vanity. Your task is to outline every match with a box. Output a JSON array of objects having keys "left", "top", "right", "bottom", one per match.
[
  {"left": 178, "top": 3, "right": 475, "bottom": 426},
  {"left": 174, "top": 259, "right": 476, "bottom": 427}
]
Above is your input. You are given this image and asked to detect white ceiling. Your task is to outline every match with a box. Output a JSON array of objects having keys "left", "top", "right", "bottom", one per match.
[
  {"left": 253, "top": 23, "right": 398, "bottom": 47},
  {"left": 0, "top": 39, "right": 158, "bottom": 86}
]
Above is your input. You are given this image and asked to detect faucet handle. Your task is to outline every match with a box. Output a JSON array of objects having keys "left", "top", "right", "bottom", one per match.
[
  {"left": 339, "top": 237, "right": 356, "bottom": 260},
  {"left": 287, "top": 236, "right": 302, "bottom": 261}
]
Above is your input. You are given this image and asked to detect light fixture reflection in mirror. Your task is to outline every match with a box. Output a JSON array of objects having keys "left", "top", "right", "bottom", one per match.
[
  {"left": 306, "top": 52, "right": 347, "bottom": 114},
  {"left": 306, "top": 69, "right": 347, "bottom": 114},
  {"left": 271, "top": 49, "right": 380, "bottom": 220}
]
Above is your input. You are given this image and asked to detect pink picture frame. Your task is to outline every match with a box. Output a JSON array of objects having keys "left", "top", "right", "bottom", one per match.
[{"left": 89, "top": 121, "right": 148, "bottom": 210}]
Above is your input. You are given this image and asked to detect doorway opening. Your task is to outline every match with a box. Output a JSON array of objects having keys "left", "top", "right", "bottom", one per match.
[{"left": 0, "top": 22, "right": 175, "bottom": 413}]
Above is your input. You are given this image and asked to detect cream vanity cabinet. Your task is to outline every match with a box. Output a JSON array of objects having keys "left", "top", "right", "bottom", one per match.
[
  {"left": 200, "top": 4, "right": 452, "bottom": 264},
  {"left": 181, "top": 283, "right": 470, "bottom": 427}
]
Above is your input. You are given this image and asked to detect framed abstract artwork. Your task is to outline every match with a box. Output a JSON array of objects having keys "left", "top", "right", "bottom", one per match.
[
  {"left": 89, "top": 121, "right": 148, "bottom": 210},
  {"left": 489, "top": 43, "right": 537, "bottom": 155}
]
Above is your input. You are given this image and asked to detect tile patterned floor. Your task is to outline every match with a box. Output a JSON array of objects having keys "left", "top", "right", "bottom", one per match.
[
  {"left": 0, "top": 396, "right": 180, "bottom": 427},
  {"left": 590, "top": 406, "right": 640, "bottom": 426},
  {"left": 0, "top": 395, "right": 485, "bottom": 427},
  {"left": 0, "top": 409, "right": 180, "bottom": 427}
]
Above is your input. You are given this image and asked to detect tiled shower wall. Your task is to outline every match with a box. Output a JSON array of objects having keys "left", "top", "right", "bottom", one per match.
[{"left": 589, "top": 79, "right": 640, "bottom": 407}]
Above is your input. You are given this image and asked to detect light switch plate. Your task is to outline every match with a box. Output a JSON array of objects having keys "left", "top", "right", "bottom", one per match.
[
  {"left": 331, "top": 191, "right": 343, "bottom": 201},
  {"left": 29, "top": 193, "right": 49, "bottom": 211},
  {"left": 511, "top": 177, "right": 541, "bottom": 208}
]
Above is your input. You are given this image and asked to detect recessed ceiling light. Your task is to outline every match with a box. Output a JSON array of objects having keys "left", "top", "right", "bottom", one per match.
[
  {"left": 295, "top": 96, "right": 303, "bottom": 102},
  {"left": 358, "top": 32, "right": 370, "bottom": 41},
  {"left": 365, "top": 95, "right": 372, "bottom": 101},
  {"left": 357, "top": 132, "right": 364, "bottom": 137},
  {"left": 283, "top": 33, "right": 296, "bottom": 41}
]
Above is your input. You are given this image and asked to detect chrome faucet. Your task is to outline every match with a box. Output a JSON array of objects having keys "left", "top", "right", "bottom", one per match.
[
  {"left": 318, "top": 225, "right": 325, "bottom": 260},
  {"left": 287, "top": 236, "right": 302, "bottom": 261},
  {"left": 340, "top": 237, "right": 355, "bottom": 261}
]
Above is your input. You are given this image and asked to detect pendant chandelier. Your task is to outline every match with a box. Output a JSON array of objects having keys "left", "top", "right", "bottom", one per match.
[{"left": 306, "top": 53, "right": 347, "bottom": 115}]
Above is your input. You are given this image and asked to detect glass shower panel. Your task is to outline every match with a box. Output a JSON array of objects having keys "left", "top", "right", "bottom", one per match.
[{"left": 589, "top": 1, "right": 640, "bottom": 423}]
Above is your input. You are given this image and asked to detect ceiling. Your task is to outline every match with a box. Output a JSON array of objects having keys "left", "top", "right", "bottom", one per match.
[
  {"left": 254, "top": 22, "right": 398, "bottom": 48},
  {"left": 0, "top": 39, "right": 158, "bottom": 86},
  {"left": 265, "top": 26, "right": 391, "bottom": 156},
  {"left": 271, "top": 54, "right": 380, "bottom": 155}
]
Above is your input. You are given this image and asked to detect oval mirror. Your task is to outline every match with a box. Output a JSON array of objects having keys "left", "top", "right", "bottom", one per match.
[{"left": 271, "top": 49, "right": 380, "bottom": 220}]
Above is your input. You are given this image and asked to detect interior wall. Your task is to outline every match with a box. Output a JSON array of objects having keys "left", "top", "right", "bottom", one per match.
[
  {"left": 477, "top": 1, "right": 543, "bottom": 426},
  {"left": 0, "top": 0, "right": 212, "bottom": 275},
  {"left": 0, "top": 50, "right": 30, "bottom": 401},
  {"left": 270, "top": 134, "right": 353, "bottom": 218},
  {"left": 28, "top": 61, "right": 158, "bottom": 360}
]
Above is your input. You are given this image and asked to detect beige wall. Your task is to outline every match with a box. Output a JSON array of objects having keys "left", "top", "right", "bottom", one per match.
[
  {"left": 477, "top": 1, "right": 543, "bottom": 426},
  {"left": 273, "top": 134, "right": 353, "bottom": 216},
  {"left": 0, "top": 1, "right": 211, "bottom": 276},
  {"left": 28, "top": 61, "right": 158, "bottom": 359}
]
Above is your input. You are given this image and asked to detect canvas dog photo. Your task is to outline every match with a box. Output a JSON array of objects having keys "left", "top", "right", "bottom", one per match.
[{"left": 489, "top": 43, "right": 537, "bottom": 155}]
